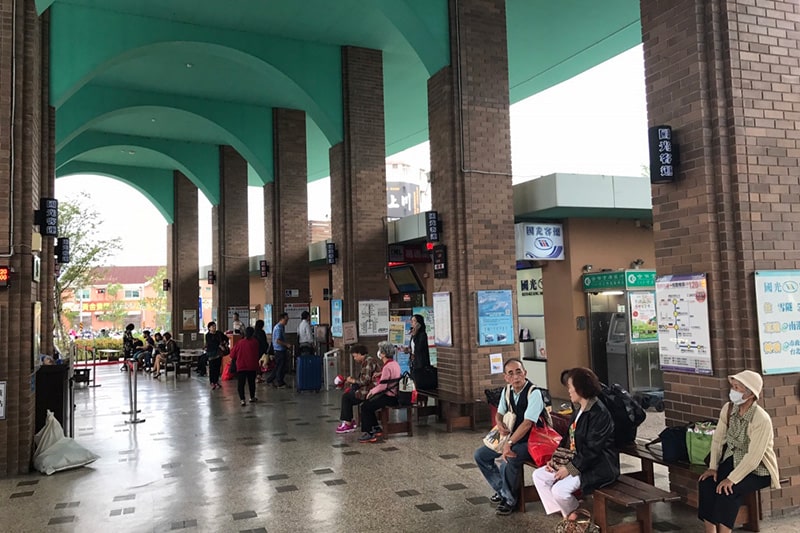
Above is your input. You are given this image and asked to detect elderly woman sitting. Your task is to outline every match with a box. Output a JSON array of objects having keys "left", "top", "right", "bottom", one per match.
[{"left": 698, "top": 370, "right": 781, "bottom": 533}]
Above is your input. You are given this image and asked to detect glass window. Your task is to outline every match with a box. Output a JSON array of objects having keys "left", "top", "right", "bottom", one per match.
[{"left": 124, "top": 290, "right": 140, "bottom": 299}]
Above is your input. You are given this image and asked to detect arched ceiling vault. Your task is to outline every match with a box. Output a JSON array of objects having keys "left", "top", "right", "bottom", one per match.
[{"left": 45, "top": 0, "right": 641, "bottom": 213}]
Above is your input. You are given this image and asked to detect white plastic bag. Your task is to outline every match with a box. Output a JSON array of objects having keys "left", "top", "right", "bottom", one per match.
[{"left": 33, "top": 410, "right": 99, "bottom": 475}]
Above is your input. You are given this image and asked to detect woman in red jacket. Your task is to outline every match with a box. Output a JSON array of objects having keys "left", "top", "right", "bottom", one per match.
[{"left": 229, "top": 326, "right": 261, "bottom": 406}]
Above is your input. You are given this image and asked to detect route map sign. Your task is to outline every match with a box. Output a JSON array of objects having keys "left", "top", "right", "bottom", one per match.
[
  {"left": 655, "top": 273, "right": 713, "bottom": 375},
  {"left": 754, "top": 270, "right": 800, "bottom": 374}
]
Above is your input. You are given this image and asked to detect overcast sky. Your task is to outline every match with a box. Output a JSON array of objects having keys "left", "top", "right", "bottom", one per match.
[{"left": 55, "top": 45, "right": 649, "bottom": 267}]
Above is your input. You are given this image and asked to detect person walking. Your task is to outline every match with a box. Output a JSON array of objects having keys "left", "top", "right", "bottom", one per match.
[
  {"left": 230, "top": 326, "right": 261, "bottom": 406},
  {"left": 205, "top": 321, "right": 228, "bottom": 390}
]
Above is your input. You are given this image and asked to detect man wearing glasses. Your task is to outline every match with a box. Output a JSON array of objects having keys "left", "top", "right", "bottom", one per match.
[{"left": 474, "top": 358, "right": 546, "bottom": 516}]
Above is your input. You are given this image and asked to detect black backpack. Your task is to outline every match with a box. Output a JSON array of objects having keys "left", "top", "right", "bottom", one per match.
[{"left": 598, "top": 382, "right": 646, "bottom": 447}]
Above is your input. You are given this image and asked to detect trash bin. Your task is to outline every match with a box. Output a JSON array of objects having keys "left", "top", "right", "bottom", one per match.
[{"left": 35, "top": 361, "right": 71, "bottom": 436}]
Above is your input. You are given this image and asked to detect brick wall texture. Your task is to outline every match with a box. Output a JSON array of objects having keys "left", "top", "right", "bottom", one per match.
[
  {"left": 167, "top": 171, "right": 200, "bottom": 346},
  {"left": 0, "top": 0, "right": 46, "bottom": 475},
  {"left": 264, "top": 108, "right": 309, "bottom": 325},
  {"left": 329, "top": 46, "right": 389, "bottom": 355},
  {"left": 213, "top": 146, "right": 250, "bottom": 326},
  {"left": 641, "top": 0, "right": 800, "bottom": 516},
  {"left": 427, "top": 0, "right": 516, "bottom": 397}
]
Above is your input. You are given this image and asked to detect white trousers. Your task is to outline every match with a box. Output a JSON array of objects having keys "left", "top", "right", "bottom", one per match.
[{"left": 532, "top": 465, "right": 582, "bottom": 517}]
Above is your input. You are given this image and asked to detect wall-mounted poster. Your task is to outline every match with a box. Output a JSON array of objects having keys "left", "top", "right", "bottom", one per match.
[
  {"left": 629, "top": 291, "right": 658, "bottom": 343},
  {"left": 433, "top": 292, "right": 452, "bottom": 347},
  {"left": 182, "top": 309, "right": 197, "bottom": 331},
  {"left": 655, "top": 274, "right": 712, "bottom": 375},
  {"left": 754, "top": 270, "right": 800, "bottom": 374},
  {"left": 331, "top": 299, "right": 343, "bottom": 337},
  {"left": 0, "top": 381, "right": 5, "bottom": 420},
  {"left": 476, "top": 290, "right": 515, "bottom": 346},
  {"left": 358, "top": 300, "right": 389, "bottom": 337}
]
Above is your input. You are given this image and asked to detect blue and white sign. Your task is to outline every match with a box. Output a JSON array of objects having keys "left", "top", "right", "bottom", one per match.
[
  {"left": 755, "top": 270, "right": 800, "bottom": 374},
  {"left": 331, "top": 299, "right": 343, "bottom": 338},
  {"left": 515, "top": 223, "right": 565, "bottom": 260},
  {"left": 477, "top": 290, "right": 515, "bottom": 347}
]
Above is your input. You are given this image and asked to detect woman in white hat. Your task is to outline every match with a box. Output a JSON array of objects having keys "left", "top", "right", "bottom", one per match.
[{"left": 698, "top": 370, "right": 781, "bottom": 533}]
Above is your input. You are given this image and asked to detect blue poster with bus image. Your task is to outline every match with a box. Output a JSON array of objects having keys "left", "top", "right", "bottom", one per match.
[{"left": 477, "top": 290, "right": 515, "bottom": 346}]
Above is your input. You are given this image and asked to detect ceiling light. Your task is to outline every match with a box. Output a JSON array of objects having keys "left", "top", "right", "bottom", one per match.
[
  {"left": 185, "top": 62, "right": 193, "bottom": 68},
  {"left": 127, "top": 150, "right": 135, "bottom": 155},
  {"left": 151, "top": 118, "right": 156, "bottom": 123}
]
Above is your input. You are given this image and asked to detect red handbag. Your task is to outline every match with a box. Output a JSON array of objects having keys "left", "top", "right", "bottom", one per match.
[{"left": 527, "top": 417, "right": 562, "bottom": 466}]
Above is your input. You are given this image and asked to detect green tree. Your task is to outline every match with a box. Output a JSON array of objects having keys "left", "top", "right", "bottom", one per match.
[
  {"left": 54, "top": 193, "right": 121, "bottom": 351},
  {"left": 142, "top": 267, "right": 169, "bottom": 331},
  {"left": 99, "top": 282, "right": 128, "bottom": 330}
]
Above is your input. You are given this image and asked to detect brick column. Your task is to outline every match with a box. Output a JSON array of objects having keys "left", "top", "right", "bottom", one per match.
[
  {"left": 329, "top": 47, "right": 389, "bottom": 354},
  {"left": 264, "top": 109, "right": 309, "bottom": 331},
  {"left": 426, "top": 0, "right": 516, "bottom": 397},
  {"left": 212, "top": 146, "right": 250, "bottom": 330},
  {"left": 167, "top": 171, "right": 201, "bottom": 347},
  {"left": 641, "top": 0, "right": 800, "bottom": 514},
  {"left": 40, "top": 10, "right": 55, "bottom": 357},
  {"left": 0, "top": 0, "right": 46, "bottom": 474}
]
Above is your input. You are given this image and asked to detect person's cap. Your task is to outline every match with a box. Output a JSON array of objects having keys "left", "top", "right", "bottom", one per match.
[{"left": 728, "top": 370, "right": 763, "bottom": 400}]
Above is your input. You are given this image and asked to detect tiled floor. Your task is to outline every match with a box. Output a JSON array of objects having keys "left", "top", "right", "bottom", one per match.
[{"left": 0, "top": 366, "right": 796, "bottom": 532}]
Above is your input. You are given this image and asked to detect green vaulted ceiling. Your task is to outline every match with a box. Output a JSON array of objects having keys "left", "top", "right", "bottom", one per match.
[{"left": 44, "top": 0, "right": 642, "bottom": 220}]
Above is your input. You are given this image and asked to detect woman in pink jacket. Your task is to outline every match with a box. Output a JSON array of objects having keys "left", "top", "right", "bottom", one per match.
[
  {"left": 229, "top": 327, "right": 261, "bottom": 406},
  {"left": 358, "top": 341, "right": 401, "bottom": 443}
]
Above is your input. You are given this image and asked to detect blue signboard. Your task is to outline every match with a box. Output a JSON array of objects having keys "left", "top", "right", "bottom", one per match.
[
  {"left": 331, "top": 299, "right": 343, "bottom": 337},
  {"left": 477, "top": 290, "right": 515, "bottom": 346}
]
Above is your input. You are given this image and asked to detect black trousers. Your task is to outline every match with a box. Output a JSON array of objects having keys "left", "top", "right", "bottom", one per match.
[
  {"left": 339, "top": 389, "right": 364, "bottom": 422},
  {"left": 360, "top": 393, "right": 398, "bottom": 432},
  {"left": 209, "top": 357, "right": 222, "bottom": 385},
  {"left": 698, "top": 456, "right": 771, "bottom": 529},
  {"left": 237, "top": 371, "right": 257, "bottom": 400}
]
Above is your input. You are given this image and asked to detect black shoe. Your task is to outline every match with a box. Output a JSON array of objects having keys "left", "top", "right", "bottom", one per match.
[
  {"left": 489, "top": 493, "right": 503, "bottom": 505},
  {"left": 495, "top": 501, "right": 514, "bottom": 516}
]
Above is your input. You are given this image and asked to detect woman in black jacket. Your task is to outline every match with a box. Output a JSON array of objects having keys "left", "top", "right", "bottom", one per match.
[
  {"left": 408, "top": 314, "right": 437, "bottom": 390},
  {"left": 532, "top": 367, "right": 619, "bottom": 517}
]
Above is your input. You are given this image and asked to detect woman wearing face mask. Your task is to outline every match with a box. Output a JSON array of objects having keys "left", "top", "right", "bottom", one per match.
[{"left": 698, "top": 370, "right": 780, "bottom": 533}]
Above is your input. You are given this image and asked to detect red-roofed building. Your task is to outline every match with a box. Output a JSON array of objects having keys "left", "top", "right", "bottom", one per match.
[{"left": 61, "top": 265, "right": 167, "bottom": 334}]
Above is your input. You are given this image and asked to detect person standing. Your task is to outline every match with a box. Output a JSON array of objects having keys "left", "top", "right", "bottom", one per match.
[
  {"left": 254, "top": 319, "right": 269, "bottom": 383},
  {"left": 205, "top": 321, "right": 227, "bottom": 390},
  {"left": 297, "top": 311, "right": 314, "bottom": 356},
  {"left": 120, "top": 323, "right": 135, "bottom": 371},
  {"left": 232, "top": 313, "right": 245, "bottom": 335},
  {"left": 230, "top": 326, "right": 260, "bottom": 406},
  {"left": 335, "top": 344, "right": 381, "bottom": 434},
  {"left": 697, "top": 370, "right": 780, "bottom": 533},
  {"left": 408, "top": 314, "right": 436, "bottom": 389},
  {"left": 475, "top": 358, "right": 545, "bottom": 515},
  {"left": 267, "top": 313, "right": 290, "bottom": 388}
]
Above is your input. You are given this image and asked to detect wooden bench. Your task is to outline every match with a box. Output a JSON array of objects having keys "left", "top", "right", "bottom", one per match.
[
  {"left": 164, "top": 357, "right": 191, "bottom": 378},
  {"left": 416, "top": 389, "right": 479, "bottom": 432},
  {"left": 379, "top": 405, "right": 417, "bottom": 437},
  {"left": 621, "top": 441, "right": 788, "bottom": 532},
  {"left": 593, "top": 474, "right": 680, "bottom": 533}
]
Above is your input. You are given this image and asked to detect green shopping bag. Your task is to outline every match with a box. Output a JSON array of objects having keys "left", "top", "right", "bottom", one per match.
[{"left": 686, "top": 421, "right": 716, "bottom": 465}]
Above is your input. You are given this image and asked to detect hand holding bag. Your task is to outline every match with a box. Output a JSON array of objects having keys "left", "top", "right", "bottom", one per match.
[
  {"left": 482, "top": 412, "right": 516, "bottom": 453},
  {"left": 548, "top": 447, "right": 576, "bottom": 469},
  {"left": 554, "top": 508, "right": 600, "bottom": 533},
  {"left": 528, "top": 412, "right": 562, "bottom": 466}
]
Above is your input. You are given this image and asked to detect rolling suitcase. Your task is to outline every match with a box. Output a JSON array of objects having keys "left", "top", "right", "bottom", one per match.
[{"left": 295, "top": 354, "right": 323, "bottom": 392}]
